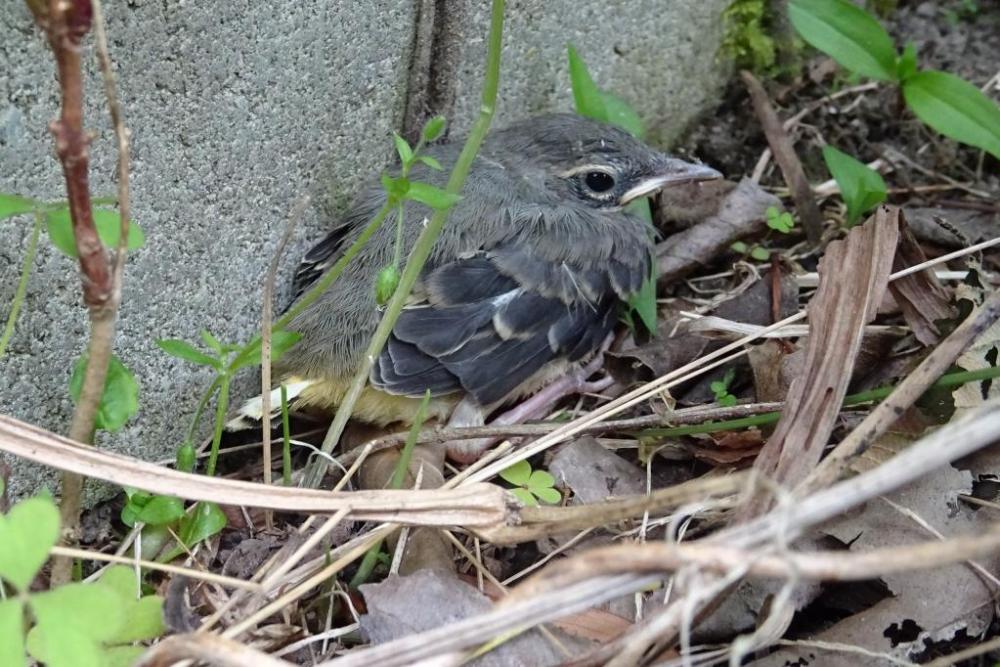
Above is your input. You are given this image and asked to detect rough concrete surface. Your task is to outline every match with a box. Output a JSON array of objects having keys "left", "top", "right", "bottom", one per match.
[{"left": 0, "top": 0, "right": 729, "bottom": 502}]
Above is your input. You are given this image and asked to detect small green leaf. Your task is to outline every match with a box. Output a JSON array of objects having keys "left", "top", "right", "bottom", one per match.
[
  {"left": 228, "top": 330, "right": 302, "bottom": 372},
  {"left": 0, "top": 497, "right": 60, "bottom": 590},
  {"left": 527, "top": 469, "right": 555, "bottom": 491},
  {"left": 199, "top": 330, "right": 224, "bottom": 355},
  {"left": 133, "top": 495, "right": 185, "bottom": 526},
  {"left": 68, "top": 355, "right": 139, "bottom": 432},
  {"left": 29, "top": 583, "right": 125, "bottom": 666},
  {"left": 730, "top": 241, "right": 749, "bottom": 254},
  {"left": 45, "top": 208, "right": 144, "bottom": 258},
  {"left": 532, "top": 487, "right": 562, "bottom": 505},
  {"left": 375, "top": 266, "right": 401, "bottom": 306},
  {"left": 600, "top": 91, "right": 644, "bottom": 138},
  {"left": 405, "top": 182, "right": 462, "bottom": 210},
  {"left": 418, "top": 155, "right": 444, "bottom": 171},
  {"left": 420, "top": 115, "right": 447, "bottom": 142},
  {"left": 821, "top": 145, "right": 887, "bottom": 226},
  {"left": 766, "top": 206, "right": 779, "bottom": 222},
  {"left": 788, "top": 0, "right": 898, "bottom": 81},
  {"left": 156, "top": 339, "right": 221, "bottom": 369},
  {"left": 510, "top": 488, "right": 538, "bottom": 507},
  {"left": 567, "top": 45, "right": 608, "bottom": 121},
  {"left": 99, "top": 567, "right": 165, "bottom": 643},
  {"left": 750, "top": 246, "right": 771, "bottom": 261},
  {"left": 0, "top": 599, "right": 26, "bottom": 667},
  {"left": 499, "top": 460, "right": 532, "bottom": 486},
  {"left": 0, "top": 194, "right": 37, "bottom": 221},
  {"left": 380, "top": 173, "right": 410, "bottom": 202},
  {"left": 392, "top": 132, "right": 414, "bottom": 165},
  {"left": 897, "top": 42, "right": 918, "bottom": 81},
  {"left": 179, "top": 502, "right": 227, "bottom": 548},
  {"left": 710, "top": 381, "right": 726, "bottom": 395},
  {"left": 176, "top": 443, "right": 196, "bottom": 473},
  {"left": 903, "top": 70, "right": 1000, "bottom": 160},
  {"left": 100, "top": 646, "right": 146, "bottom": 667}
]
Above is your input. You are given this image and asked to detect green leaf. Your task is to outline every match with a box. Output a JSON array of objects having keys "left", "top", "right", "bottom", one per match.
[
  {"left": 499, "top": 460, "right": 532, "bottom": 486},
  {"left": 527, "top": 469, "right": 555, "bottom": 491},
  {"left": 787, "top": 0, "right": 898, "bottom": 81},
  {"left": 418, "top": 155, "right": 444, "bottom": 171},
  {"left": 199, "top": 330, "right": 224, "bottom": 355},
  {"left": 567, "top": 45, "right": 608, "bottom": 121},
  {"left": 897, "top": 42, "right": 918, "bottom": 81},
  {"left": 821, "top": 145, "right": 887, "bottom": 226},
  {"left": 45, "top": 207, "right": 144, "bottom": 258},
  {"left": 420, "top": 115, "right": 447, "bottom": 142},
  {"left": 0, "top": 599, "right": 26, "bottom": 667},
  {"left": 0, "top": 497, "right": 60, "bottom": 590},
  {"left": 532, "top": 487, "right": 562, "bottom": 505},
  {"left": 0, "top": 194, "right": 37, "bottom": 221},
  {"left": 68, "top": 355, "right": 140, "bottom": 432},
  {"left": 156, "top": 339, "right": 221, "bottom": 369},
  {"left": 750, "top": 246, "right": 771, "bottom": 261},
  {"left": 100, "top": 645, "right": 146, "bottom": 667},
  {"left": 405, "top": 182, "right": 462, "bottom": 210},
  {"left": 903, "top": 70, "right": 1000, "bottom": 160},
  {"left": 627, "top": 266, "right": 658, "bottom": 335},
  {"left": 375, "top": 265, "right": 401, "bottom": 306},
  {"left": 710, "top": 381, "right": 726, "bottom": 395},
  {"left": 392, "top": 132, "right": 414, "bottom": 165},
  {"left": 719, "top": 394, "right": 738, "bottom": 407},
  {"left": 133, "top": 495, "right": 185, "bottom": 526},
  {"left": 179, "top": 502, "right": 227, "bottom": 548},
  {"left": 510, "top": 488, "right": 538, "bottom": 507},
  {"left": 98, "top": 567, "right": 165, "bottom": 644},
  {"left": 228, "top": 330, "right": 302, "bottom": 372},
  {"left": 380, "top": 173, "right": 410, "bottom": 202},
  {"left": 600, "top": 91, "right": 644, "bottom": 138},
  {"left": 28, "top": 583, "right": 125, "bottom": 667},
  {"left": 730, "top": 241, "right": 749, "bottom": 254}
]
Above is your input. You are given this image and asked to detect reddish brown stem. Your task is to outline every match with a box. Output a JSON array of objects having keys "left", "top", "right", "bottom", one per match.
[{"left": 30, "top": 0, "right": 120, "bottom": 586}]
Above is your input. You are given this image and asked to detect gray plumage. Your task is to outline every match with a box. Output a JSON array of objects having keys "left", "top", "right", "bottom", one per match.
[{"left": 277, "top": 113, "right": 717, "bottom": 411}]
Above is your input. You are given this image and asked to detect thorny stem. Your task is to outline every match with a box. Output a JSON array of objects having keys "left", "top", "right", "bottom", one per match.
[
  {"left": 0, "top": 211, "right": 43, "bottom": 358},
  {"left": 303, "top": 0, "right": 507, "bottom": 487}
]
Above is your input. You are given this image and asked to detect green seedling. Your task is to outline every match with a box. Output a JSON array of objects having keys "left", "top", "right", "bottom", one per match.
[
  {"left": 821, "top": 146, "right": 887, "bottom": 227},
  {"left": 710, "top": 368, "right": 739, "bottom": 407},
  {"left": 499, "top": 460, "right": 561, "bottom": 506},
  {"left": 0, "top": 495, "right": 166, "bottom": 667}
]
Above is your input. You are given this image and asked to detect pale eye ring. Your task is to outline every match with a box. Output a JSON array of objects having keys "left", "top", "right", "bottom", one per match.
[{"left": 585, "top": 171, "right": 615, "bottom": 193}]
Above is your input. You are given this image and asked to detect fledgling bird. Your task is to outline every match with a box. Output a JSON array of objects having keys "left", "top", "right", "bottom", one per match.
[{"left": 266, "top": 113, "right": 719, "bottom": 459}]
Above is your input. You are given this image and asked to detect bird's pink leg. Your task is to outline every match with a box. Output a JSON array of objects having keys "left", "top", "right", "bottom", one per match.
[{"left": 444, "top": 350, "right": 614, "bottom": 463}]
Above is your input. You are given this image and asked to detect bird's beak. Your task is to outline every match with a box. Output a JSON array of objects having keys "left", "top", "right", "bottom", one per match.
[{"left": 620, "top": 159, "right": 722, "bottom": 205}]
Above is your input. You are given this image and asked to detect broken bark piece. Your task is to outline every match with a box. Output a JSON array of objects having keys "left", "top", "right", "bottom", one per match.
[{"left": 888, "top": 212, "right": 955, "bottom": 345}]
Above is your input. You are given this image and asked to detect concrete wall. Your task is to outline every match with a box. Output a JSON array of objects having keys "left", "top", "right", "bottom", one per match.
[{"left": 0, "top": 0, "right": 729, "bottom": 500}]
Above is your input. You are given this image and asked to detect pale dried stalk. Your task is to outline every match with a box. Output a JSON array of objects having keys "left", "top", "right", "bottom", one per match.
[{"left": 136, "top": 633, "right": 291, "bottom": 667}]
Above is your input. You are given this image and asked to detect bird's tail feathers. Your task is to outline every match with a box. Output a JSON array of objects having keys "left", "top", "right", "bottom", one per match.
[{"left": 226, "top": 378, "right": 317, "bottom": 431}]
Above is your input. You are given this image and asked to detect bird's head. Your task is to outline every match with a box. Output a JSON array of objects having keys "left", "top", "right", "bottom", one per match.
[{"left": 490, "top": 113, "right": 721, "bottom": 210}]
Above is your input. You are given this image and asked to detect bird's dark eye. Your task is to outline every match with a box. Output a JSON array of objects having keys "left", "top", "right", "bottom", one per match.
[{"left": 584, "top": 171, "right": 615, "bottom": 193}]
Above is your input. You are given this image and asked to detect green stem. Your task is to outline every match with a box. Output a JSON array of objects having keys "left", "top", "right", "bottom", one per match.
[
  {"left": 638, "top": 365, "right": 1000, "bottom": 440},
  {"left": 392, "top": 205, "right": 405, "bottom": 269},
  {"left": 302, "top": 0, "right": 507, "bottom": 488},
  {"left": 206, "top": 374, "right": 231, "bottom": 476},
  {"left": 185, "top": 375, "right": 222, "bottom": 446},
  {"left": 351, "top": 391, "right": 432, "bottom": 587},
  {"left": 274, "top": 201, "right": 393, "bottom": 332},
  {"left": 281, "top": 384, "right": 292, "bottom": 486},
  {"left": 0, "top": 210, "right": 43, "bottom": 358}
]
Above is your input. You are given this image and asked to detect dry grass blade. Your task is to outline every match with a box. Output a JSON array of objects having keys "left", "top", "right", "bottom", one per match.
[
  {"left": 135, "top": 633, "right": 291, "bottom": 667},
  {"left": 0, "top": 414, "right": 514, "bottom": 528}
]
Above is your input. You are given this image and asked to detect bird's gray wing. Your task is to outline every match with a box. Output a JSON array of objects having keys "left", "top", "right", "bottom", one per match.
[{"left": 370, "top": 244, "right": 644, "bottom": 406}]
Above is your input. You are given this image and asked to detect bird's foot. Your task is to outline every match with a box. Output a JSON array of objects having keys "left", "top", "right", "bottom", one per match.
[{"left": 443, "top": 353, "right": 614, "bottom": 463}]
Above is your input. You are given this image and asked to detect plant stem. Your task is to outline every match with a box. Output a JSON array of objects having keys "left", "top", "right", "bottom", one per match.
[
  {"left": 0, "top": 211, "right": 43, "bottom": 358},
  {"left": 638, "top": 365, "right": 1000, "bottom": 440},
  {"left": 274, "top": 201, "right": 393, "bottom": 331},
  {"left": 302, "top": 0, "right": 507, "bottom": 488},
  {"left": 206, "top": 374, "right": 231, "bottom": 477},
  {"left": 280, "top": 384, "right": 292, "bottom": 486},
  {"left": 185, "top": 376, "right": 221, "bottom": 448}
]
